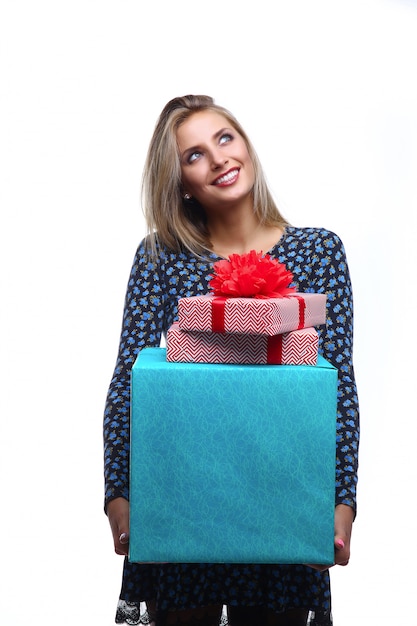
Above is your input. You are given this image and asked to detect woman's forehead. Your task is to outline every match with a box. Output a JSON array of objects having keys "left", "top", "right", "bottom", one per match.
[{"left": 176, "top": 110, "right": 233, "bottom": 146}]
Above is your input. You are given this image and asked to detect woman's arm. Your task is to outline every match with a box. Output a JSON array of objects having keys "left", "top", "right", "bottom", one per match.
[
  {"left": 281, "top": 228, "right": 360, "bottom": 569},
  {"left": 103, "top": 241, "right": 166, "bottom": 511},
  {"left": 313, "top": 231, "right": 360, "bottom": 515}
]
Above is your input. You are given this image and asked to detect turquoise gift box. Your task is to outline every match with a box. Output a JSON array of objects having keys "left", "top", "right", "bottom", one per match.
[{"left": 130, "top": 347, "right": 337, "bottom": 565}]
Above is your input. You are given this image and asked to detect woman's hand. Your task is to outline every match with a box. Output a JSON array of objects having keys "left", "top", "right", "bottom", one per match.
[
  {"left": 306, "top": 503, "right": 354, "bottom": 571},
  {"left": 107, "top": 497, "right": 130, "bottom": 556},
  {"left": 333, "top": 503, "right": 354, "bottom": 566}
]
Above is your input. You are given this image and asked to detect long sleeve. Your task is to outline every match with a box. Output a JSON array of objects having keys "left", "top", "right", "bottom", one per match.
[
  {"left": 314, "top": 233, "right": 359, "bottom": 512},
  {"left": 276, "top": 228, "right": 360, "bottom": 513},
  {"left": 103, "top": 241, "right": 167, "bottom": 508},
  {"left": 103, "top": 241, "right": 213, "bottom": 510}
]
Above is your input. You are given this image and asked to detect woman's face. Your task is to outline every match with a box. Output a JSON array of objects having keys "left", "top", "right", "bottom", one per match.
[{"left": 176, "top": 110, "right": 255, "bottom": 212}]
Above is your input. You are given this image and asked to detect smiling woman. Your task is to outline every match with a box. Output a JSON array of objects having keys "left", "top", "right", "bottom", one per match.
[
  {"left": 103, "top": 95, "right": 359, "bottom": 626},
  {"left": 141, "top": 95, "right": 288, "bottom": 260},
  {"left": 177, "top": 111, "right": 255, "bottom": 211},
  {"left": 177, "top": 110, "right": 278, "bottom": 258}
]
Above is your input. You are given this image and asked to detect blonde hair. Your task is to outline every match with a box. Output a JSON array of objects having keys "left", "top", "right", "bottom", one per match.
[{"left": 142, "top": 95, "right": 289, "bottom": 256}]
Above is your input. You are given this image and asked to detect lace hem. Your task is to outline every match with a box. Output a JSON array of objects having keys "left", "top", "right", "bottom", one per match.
[
  {"left": 115, "top": 601, "right": 332, "bottom": 625},
  {"left": 115, "top": 600, "right": 147, "bottom": 625},
  {"left": 115, "top": 601, "right": 229, "bottom": 625}
]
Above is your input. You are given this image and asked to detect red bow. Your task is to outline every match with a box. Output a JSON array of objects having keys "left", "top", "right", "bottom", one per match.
[{"left": 209, "top": 250, "right": 296, "bottom": 299}]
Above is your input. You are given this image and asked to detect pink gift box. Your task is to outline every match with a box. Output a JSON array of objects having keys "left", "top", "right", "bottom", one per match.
[
  {"left": 166, "top": 323, "right": 319, "bottom": 365},
  {"left": 177, "top": 293, "right": 326, "bottom": 336}
]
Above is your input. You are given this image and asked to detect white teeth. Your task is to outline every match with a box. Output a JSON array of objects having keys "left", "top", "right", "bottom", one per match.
[{"left": 215, "top": 169, "right": 238, "bottom": 184}]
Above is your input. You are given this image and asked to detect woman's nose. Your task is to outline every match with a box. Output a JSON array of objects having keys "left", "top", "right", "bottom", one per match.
[{"left": 210, "top": 149, "right": 228, "bottom": 169}]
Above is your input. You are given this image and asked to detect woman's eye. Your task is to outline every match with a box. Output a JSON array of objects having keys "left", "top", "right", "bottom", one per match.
[
  {"left": 219, "top": 133, "right": 233, "bottom": 145},
  {"left": 188, "top": 151, "right": 202, "bottom": 163}
]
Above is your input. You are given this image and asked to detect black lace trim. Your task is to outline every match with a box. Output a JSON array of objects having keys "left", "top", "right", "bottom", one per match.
[
  {"left": 115, "top": 601, "right": 332, "bottom": 626},
  {"left": 115, "top": 601, "right": 229, "bottom": 625},
  {"left": 115, "top": 600, "right": 149, "bottom": 625}
]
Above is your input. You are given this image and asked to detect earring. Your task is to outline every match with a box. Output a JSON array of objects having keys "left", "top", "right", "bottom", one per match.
[{"left": 183, "top": 193, "right": 192, "bottom": 200}]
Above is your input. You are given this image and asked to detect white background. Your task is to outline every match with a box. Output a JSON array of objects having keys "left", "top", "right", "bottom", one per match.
[{"left": 1, "top": 1, "right": 416, "bottom": 624}]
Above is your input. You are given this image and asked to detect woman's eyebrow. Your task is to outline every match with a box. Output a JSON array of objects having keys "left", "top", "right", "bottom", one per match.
[
  {"left": 180, "top": 128, "right": 232, "bottom": 160},
  {"left": 213, "top": 127, "right": 231, "bottom": 140}
]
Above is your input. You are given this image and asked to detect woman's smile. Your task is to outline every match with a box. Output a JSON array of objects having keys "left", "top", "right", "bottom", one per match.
[{"left": 212, "top": 167, "right": 240, "bottom": 186}]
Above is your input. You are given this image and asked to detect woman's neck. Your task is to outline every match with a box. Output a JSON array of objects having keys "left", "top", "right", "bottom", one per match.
[{"left": 207, "top": 212, "right": 284, "bottom": 259}]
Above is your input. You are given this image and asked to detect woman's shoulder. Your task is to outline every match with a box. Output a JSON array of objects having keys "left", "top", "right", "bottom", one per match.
[
  {"left": 273, "top": 227, "right": 348, "bottom": 270},
  {"left": 135, "top": 235, "right": 213, "bottom": 267},
  {"left": 284, "top": 225, "right": 342, "bottom": 243},
  {"left": 281, "top": 226, "right": 345, "bottom": 253},
  {"left": 135, "top": 235, "right": 180, "bottom": 261}
]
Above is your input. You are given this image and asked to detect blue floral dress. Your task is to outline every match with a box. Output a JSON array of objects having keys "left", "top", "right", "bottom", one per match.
[{"left": 103, "top": 227, "right": 360, "bottom": 625}]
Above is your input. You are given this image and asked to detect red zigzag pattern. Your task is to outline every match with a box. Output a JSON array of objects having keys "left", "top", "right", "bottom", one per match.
[
  {"left": 167, "top": 323, "right": 319, "bottom": 365},
  {"left": 177, "top": 294, "right": 326, "bottom": 336}
]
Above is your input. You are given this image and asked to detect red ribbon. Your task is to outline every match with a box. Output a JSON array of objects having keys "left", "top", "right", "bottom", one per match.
[
  {"left": 210, "top": 295, "right": 306, "bottom": 334},
  {"left": 267, "top": 334, "right": 283, "bottom": 364},
  {"left": 292, "top": 295, "right": 306, "bottom": 329},
  {"left": 211, "top": 297, "right": 227, "bottom": 333}
]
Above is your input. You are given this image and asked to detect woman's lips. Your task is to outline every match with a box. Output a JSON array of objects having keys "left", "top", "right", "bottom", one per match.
[{"left": 212, "top": 168, "right": 240, "bottom": 186}]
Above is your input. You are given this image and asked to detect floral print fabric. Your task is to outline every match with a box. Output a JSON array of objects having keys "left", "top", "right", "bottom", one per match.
[{"left": 103, "top": 227, "right": 359, "bottom": 623}]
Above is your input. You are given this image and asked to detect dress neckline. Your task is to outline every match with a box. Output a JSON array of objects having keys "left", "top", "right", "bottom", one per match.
[{"left": 208, "top": 227, "right": 288, "bottom": 261}]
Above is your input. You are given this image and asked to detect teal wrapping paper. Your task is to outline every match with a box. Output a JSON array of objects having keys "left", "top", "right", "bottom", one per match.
[{"left": 130, "top": 347, "right": 337, "bottom": 565}]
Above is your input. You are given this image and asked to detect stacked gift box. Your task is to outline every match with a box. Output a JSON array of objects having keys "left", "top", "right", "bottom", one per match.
[
  {"left": 167, "top": 249, "right": 327, "bottom": 365},
  {"left": 167, "top": 292, "right": 326, "bottom": 365},
  {"left": 129, "top": 253, "right": 338, "bottom": 565}
]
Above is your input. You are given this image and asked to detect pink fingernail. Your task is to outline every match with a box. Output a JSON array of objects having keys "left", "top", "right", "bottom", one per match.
[
  {"left": 119, "top": 533, "right": 128, "bottom": 543},
  {"left": 336, "top": 539, "right": 345, "bottom": 549}
]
